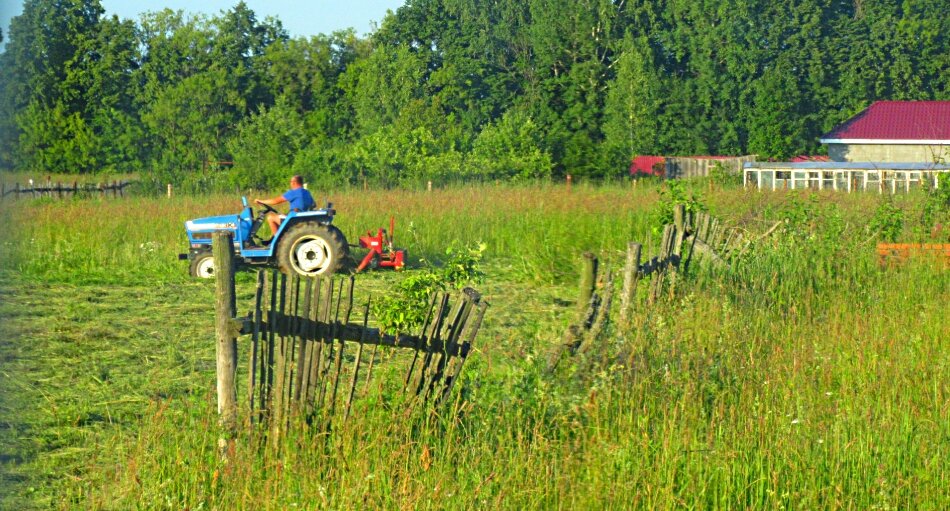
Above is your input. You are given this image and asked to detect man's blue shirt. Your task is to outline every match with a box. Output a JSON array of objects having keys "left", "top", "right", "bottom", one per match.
[{"left": 283, "top": 188, "right": 315, "bottom": 212}]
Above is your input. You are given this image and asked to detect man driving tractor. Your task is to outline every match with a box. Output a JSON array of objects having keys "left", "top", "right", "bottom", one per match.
[{"left": 255, "top": 175, "right": 316, "bottom": 240}]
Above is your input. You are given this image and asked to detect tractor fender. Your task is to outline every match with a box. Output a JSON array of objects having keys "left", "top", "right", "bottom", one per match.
[{"left": 272, "top": 213, "right": 333, "bottom": 242}]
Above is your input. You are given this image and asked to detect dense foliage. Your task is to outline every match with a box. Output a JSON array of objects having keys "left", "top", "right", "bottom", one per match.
[{"left": 1, "top": 0, "right": 948, "bottom": 188}]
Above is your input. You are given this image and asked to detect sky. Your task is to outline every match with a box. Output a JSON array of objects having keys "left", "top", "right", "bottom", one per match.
[{"left": 0, "top": 0, "right": 406, "bottom": 51}]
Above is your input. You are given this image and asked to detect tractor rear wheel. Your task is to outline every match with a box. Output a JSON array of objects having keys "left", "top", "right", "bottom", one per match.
[
  {"left": 276, "top": 223, "right": 349, "bottom": 277},
  {"left": 190, "top": 252, "right": 215, "bottom": 278}
]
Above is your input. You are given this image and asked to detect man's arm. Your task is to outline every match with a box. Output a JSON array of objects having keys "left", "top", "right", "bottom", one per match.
[{"left": 255, "top": 195, "right": 287, "bottom": 207}]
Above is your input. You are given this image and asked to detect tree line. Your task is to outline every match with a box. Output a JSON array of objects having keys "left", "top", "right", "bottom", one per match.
[{"left": 0, "top": 0, "right": 947, "bottom": 190}]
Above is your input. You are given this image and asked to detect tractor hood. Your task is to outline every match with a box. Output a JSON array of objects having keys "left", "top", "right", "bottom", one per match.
[
  {"left": 185, "top": 213, "right": 242, "bottom": 232},
  {"left": 184, "top": 208, "right": 255, "bottom": 248}
]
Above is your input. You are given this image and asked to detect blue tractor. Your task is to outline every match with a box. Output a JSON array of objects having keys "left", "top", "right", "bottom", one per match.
[{"left": 179, "top": 197, "right": 349, "bottom": 278}]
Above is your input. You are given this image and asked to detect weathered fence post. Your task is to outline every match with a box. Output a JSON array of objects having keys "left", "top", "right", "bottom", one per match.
[
  {"left": 546, "top": 252, "right": 599, "bottom": 372},
  {"left": 619, "top": 242, "right": 642, "bottom": 328},
  {"left": 213, "top": 231, "right": 238, "bottom": 430},
  {"left": 576, "top": 251, "right": 598, "bottom": 322},
  {"left": 668, "top": 204, "right": 687, "bottom": 295},
  {"left": 649, "top": 224, "right": 675, "bottom": 305},
  {"left": 15, "top": 182, "right": 21, "bottom": 200}
]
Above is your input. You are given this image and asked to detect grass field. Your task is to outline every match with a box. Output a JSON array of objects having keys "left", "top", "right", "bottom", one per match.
[{"left": 0, "top": 180, "right": 947, "bottom": 509}]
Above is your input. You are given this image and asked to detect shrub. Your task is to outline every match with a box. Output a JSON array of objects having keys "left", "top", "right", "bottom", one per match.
[
  {"left": 371, "top": 242, "right": 485, "bottom": 334},
  {"left": 652, "top": 180, "right": 706, "bottom": 234},
  {"left": 868, "top": 197, "right": 905, "bottom": 242},
  {"left": 918, "top": 180, "right": 950, "bottom": 240}
]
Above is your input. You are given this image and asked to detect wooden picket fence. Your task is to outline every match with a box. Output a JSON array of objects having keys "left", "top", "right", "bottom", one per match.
[
  {"left": 0, "top": 179, "right": 133, "bottom": 200},
  {"left": 548, "top": 205, "right": 742, "bottom": 370},
  {"left": 211, "top": 232, "right": 488, "bottom": 441}
]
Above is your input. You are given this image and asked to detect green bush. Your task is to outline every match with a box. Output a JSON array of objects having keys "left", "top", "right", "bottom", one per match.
[
  {"left": 652, "top": 180, "right": 706, "bottom": 234},
  {"left": 868, "top": 197, "right": 905, "bottom": 242},
  {"left": 371, "top": 242, "right": 485, "bottom": 333},
  {"left": 468, "top": 111, "right": 553, "bottom": 180},
  {"left": 918, "top": 181, "right": 950, "bottom": 240}
]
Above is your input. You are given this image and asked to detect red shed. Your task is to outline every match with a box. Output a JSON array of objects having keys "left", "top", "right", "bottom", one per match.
[{"left": 630, "top": 156, "right": 665, "bottom": 176}]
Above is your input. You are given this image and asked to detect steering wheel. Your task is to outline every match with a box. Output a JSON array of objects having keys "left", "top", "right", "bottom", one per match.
[
  {"left": 254, "top": 199, "right": 279, "bottom": 216},
  {"left": 250, "top": 200, "right": 278, "bottom": 245}
]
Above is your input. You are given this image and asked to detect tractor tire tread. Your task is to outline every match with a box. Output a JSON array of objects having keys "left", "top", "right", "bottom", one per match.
[{"left": 275, "top": 222, "right": 349, "bottom": 277}]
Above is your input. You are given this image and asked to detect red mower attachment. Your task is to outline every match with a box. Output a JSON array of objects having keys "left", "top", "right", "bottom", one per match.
[{"left": 355, "top": 217, "right": 406, "bottom": 272}]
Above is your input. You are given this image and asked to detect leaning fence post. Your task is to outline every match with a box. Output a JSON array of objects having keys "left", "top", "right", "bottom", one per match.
[
  {"left": 577, "top": 251, "right": 598, "bottom": 322},
  {"left": 546, "top": 252, "right": 600, "bottom": 372},
  {"left": 619, "top": 242, "right": 642, "bottom": 328},
  {"left": 213, "top": 231, "right": 238, "bottom": 430},
  {"left": 649, "top": 224, "right": 675, "bottom": 305}
]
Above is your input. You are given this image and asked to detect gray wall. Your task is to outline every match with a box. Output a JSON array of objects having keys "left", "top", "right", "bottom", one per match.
[
  {"left": 828, "top": 143, "right": 949, "bottom": 163},
  {"left": 665, "top": 155, "right": 757, "bottom": 179}
]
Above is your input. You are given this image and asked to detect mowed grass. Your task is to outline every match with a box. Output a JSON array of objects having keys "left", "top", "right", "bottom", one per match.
[{"left": 0, "top": 181, "right": 947, "bottom": 509}]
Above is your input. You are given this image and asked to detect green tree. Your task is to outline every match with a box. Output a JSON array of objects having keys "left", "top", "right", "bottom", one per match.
[
  {"left": 140, "top": 68, "right": 245, "bottom": 187},
  {"left": 3, "top": 0, "right": 950, "bottom": 179},
  {"left": 226, "top": 97, "right": 306, "bottom": 190},
  {"left": 260, "top": 31, "right": 367, "bottom": 140},
  {"left": 0, "top": 0, "right": 141, "bottom": 173},
  {"left": 135, "top": 5, "right": 284, "bottom": 186},
  {"left": 469, "top": 110, "right": 553, "bottom": 179},
  {"left": 747, "top": 58, "right": 807, "bottom": 160},
  {"left": 339, "top": 44, "right": 428, "bottom": 137},
  {"left": 602, "top": 34, "right": 659, "bottom": 171}
]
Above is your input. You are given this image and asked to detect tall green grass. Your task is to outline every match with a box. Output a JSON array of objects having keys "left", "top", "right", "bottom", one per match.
[
  {"left": 1, "top": 182, "right": 947, "bottom": 509},
  {"left": 0, "top": 181, "right": 661, "bottom": 285}
]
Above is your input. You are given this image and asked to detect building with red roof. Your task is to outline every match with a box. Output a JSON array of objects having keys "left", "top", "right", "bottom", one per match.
[{"left": 820, "top": 101, "right": 950, "bottom": 163}]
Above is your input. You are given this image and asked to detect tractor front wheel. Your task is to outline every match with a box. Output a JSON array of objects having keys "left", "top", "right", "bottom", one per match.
[
  {"left": 276, "top": 223, "right": 349, "bottom": 277},
  {"left": 190, "top": 252, "right": 215, "bottom": 278}
]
